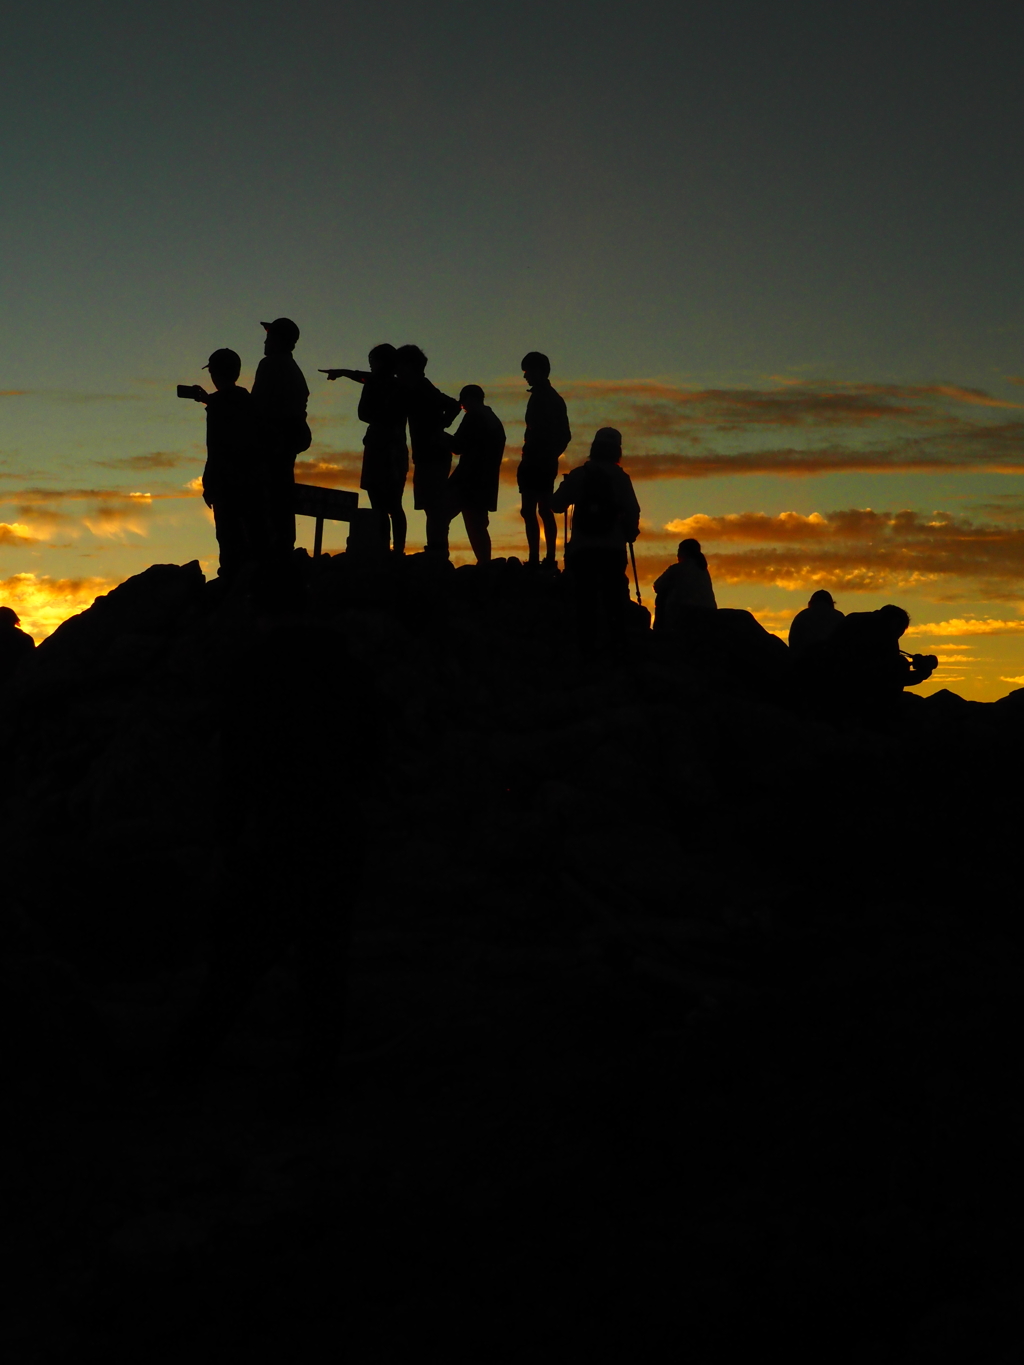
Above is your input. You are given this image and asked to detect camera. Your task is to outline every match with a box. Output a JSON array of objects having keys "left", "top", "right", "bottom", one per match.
[{"left": 177, "top": 384, "right": 201, "bottom": 400}]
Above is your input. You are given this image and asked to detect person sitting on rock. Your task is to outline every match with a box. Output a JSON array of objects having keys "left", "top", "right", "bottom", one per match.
[
  {"left": 0, "top": 606, "right": 35, "bottom": 680},
  {"left": 825, "top": 604, "right": 937, "bottom": 714},
  {"left": 653, "top": 539, "right": 717, "bottom": 634},
  {"left": 788, "top": 589, "right": 844, "bottom": 658},
  {"left": 551, "top": 427, "right": 640, "bottom": 657},
  {"left": 447, "top": 385, "right": 506, "bottom": 564}
]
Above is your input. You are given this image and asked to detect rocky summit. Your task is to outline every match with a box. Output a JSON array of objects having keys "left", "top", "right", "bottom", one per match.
[{"left": 3, "top": 551, "right": 1023, "bottom": 1363}]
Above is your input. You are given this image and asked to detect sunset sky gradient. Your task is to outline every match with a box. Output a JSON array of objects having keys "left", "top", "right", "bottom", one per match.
[{"left": 3, "top": 0, "right": 1024, "bottom": 696}]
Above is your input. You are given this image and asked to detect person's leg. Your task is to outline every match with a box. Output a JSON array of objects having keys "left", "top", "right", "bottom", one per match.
[
  {"left": 388, "top": 486, "right": 407, "bottom": 554},
  {"left": 520, "top": 493, "right": 541, "bottom": 563},
  {"left": 538, "top": 492, "right": 558, "bottom": 563},
  {"left": 213, "top": 498, "right": 245, "bottom": 580},
  {"left": 424, "top": 499, "right": 451, "bottom": 555},
  {"left": 463, "top": 508, "right": 491, "bottom": 564},
  {"left": 366, "top": 488, "right": 392, "bottom": 548}
]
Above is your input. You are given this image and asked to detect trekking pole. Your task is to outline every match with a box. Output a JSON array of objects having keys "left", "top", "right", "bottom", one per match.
[
  {"left": 563, "top": 511, "right": 568, "bottom": 567},
  {"left": 628, "top": 541, "right": 642, "bottom": 606}
]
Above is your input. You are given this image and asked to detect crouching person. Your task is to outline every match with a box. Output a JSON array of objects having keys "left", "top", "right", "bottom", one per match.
[
  {"left": 826, "top": 604, "right": 937, "bottom": 723},
  {"left": 551, "top": 427, "right": 641, "bottom": 659}
]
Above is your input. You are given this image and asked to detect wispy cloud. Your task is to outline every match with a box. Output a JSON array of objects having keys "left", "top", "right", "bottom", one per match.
[
  {"left": 641, "top": 508, "right": 1024, "bottom": 595},
  {"left": 904, "top": 617, "right": 1024, "bottom": 638},
  {"left": 95, "top": 451, "right": 199, "bottom": 471},
  {"left": 294, "top": 452, "right": 364, "bottom": 487}
]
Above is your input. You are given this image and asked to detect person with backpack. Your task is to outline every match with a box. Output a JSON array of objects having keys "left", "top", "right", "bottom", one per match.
[{"left": 550, "top": 427, "right": 641, "bottom": 656}]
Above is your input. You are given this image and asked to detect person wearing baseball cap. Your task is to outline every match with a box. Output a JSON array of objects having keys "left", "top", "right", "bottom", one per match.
[
  {"left": 251, "top": 317, "right": 311, "bottom": 567},
  {"left": 550, "top": 427, "right": 641, "bottom": 659}
]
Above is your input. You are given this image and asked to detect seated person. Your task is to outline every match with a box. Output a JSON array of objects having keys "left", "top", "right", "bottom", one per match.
[
  {"left": 826, "top": 604, "right": 937, "bottom": 709},
  {"left": 653, "top": 539, "right": 717, "bottom": 633},
  {"left": 0, "top": 606, "right": 35, "bottom": 681},
  {"left": 788, "top": 589, "right": 844, "bottom": 658}
]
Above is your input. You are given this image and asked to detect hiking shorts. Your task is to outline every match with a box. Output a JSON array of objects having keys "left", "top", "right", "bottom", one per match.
[{"left": 517, "top": 457, "right": 558, "bottom": 499}]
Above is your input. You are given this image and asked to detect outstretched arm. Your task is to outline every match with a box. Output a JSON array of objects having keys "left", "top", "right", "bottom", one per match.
[{"left": 319, "top": 369, "right": 371, "bottom": 383}]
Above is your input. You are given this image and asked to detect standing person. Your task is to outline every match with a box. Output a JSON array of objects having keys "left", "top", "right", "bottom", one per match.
[
  {"left": 394, "top": 344, "right": 461, "bottom": 555},
  {"left": 182, "top": 348, "right": 260, "bottom": 580},
  {"left": 518, "top": 351, "right": 571, "bottom": 568},
  {"left": 321, "top": 344, "right": 408, "bottom": 553},
  {"left": 447, "top": 385, "right": 506, "bottom": 564},
  {"left": 653, "top": 539, "right": 717, "bottom": 634},
  {"left": 551, "top": 427, "right": 640, "bottom": 657},
  {"left": 251, "top": 317, "right": 311, "bottom": 560}
]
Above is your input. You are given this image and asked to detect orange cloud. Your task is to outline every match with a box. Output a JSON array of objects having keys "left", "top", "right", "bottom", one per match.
[
  {"left": 294, "top": 452, "right": 363, "bottom": 487},
  {"left": 0, "top": 572, "right": 122, "bottom": 641},
  {"left": 904, "top": 618, "right": 1024, "bottom": 638},
  {"left": 0, "top": 522, "right": 45, "bottom": 547}
]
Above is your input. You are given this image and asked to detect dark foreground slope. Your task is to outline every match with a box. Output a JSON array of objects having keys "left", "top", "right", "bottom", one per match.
[{"left": 2, "top": 553, "right": 1023, "bottom": 1363}]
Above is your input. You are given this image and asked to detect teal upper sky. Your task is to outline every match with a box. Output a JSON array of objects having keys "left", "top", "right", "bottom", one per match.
[{"left": 2, "top": 0, "right": 1022, "bottom": 393}]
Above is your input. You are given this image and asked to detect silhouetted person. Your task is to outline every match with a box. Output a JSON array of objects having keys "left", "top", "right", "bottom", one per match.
[
  {"left": 251, "top": 318, "right": 310, "bottom": 561},
  {"left": 0, "top": 606, "right": 34, "bottom": 680},
  {"left": 519, "top": 351, "right": 571, "bottom": 567},
  {"left": 447, "top": 385, "right": 506, "bottom": 564},
  {"left": 825, "top": 604, "right": 937, "bottom": 719},
  {"left": 183, "top": 348, "right": 261, "bottom": 580},
  {"left": 788, "top": 589, "right": 844, "bottom": 658},
  {"left": 395, "top": 345, "right": 461, "bottom": 555},
  {"left": 551, "top": 428, "right": 640, "bottom": 657},
  {"left": 653, "top": 539, "right": 717, "bottom": 634},
  {"left": 321, "top": 344, "right": 408, "bottom": 553}
]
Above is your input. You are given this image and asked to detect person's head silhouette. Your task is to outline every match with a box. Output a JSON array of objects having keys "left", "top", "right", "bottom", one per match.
[
  {"left": 589, "top": 427, "right": 622, "bottom": 462},
  {"left": 0, "top": 606, "right": 20, "bottom": 629},
  {"left": 204, "top": 348, "right": 241, "bottom": 390},
  {"left": 521, "top": 351, "right": 551, "bottom": 387},
  {"left": 460, "top": 384, "right": 485, "bottom": 411},
  {"left": 678, "top": 538, "right": 703, "bottom": 561},
  {"left": 368, "top": 343, "right": 397, "bottom": 376},
  {"left": 809, "top": 589, "right": 835, "bottom": 610},
  {"left": 261, "top": 318, "right": 300, "bottom": 356},
  {"left": 879, "top": 604, "right": 911, "bottom": 638},
  {"left": 395, "top": 344, "right": 428, "bottom": 381}
]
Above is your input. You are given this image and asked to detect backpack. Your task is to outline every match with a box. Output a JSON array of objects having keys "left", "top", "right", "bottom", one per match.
[{"left": 571, "top": 463, "right": 620, "bottom": 537}]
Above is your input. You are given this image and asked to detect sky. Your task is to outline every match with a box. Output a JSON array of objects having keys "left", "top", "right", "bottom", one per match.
[{"left": 3, "top": 0, "right": 1024, "bottom": 697}]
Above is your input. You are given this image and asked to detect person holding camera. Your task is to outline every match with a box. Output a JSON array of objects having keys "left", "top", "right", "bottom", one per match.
[
  {"left": 825, "top": 604, "right": 937, "bottom": 719},
  {"left": 179, "top": 348, "right": 260, "bottom": 580}
]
